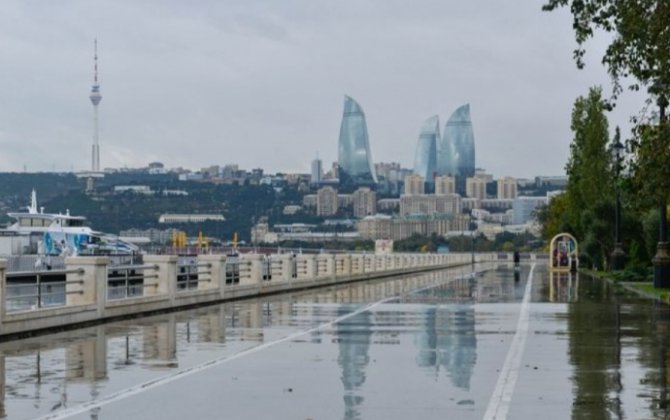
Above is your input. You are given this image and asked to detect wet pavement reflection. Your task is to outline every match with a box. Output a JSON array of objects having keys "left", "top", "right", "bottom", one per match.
[{"left": 1, "top": 263, "right": 670, "bottom": 419}]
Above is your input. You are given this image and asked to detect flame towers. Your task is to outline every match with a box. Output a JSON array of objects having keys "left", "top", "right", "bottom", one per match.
[
  {"left": 338, "top": 96, "right": 378, "bottom": 186},
  {"left": 439, "top": 104, "right": 475, "bottom": 193},
  {"left": 413, "top": 115, "right": 440, "bottom": 184},
  {"left": 89, "top": 40, "right": 102, "bottom": 173}
]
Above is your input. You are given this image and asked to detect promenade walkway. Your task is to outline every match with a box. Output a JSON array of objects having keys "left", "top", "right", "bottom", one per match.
[{"left": 0, "top": 262, "right": 667, "bottom": 419}]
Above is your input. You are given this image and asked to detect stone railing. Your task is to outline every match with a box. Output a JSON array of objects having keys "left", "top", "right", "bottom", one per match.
[{"left": 0, "top": 251, "right": 494, "bottom": 338}]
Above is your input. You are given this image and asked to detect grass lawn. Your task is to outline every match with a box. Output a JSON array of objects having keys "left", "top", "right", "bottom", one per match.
[{"left": 630, "top": 283, "right": 670, "bottom": 301}]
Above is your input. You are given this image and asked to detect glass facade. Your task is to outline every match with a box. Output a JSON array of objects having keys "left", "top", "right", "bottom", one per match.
[
  {"left": 441, "top": 104, "right": 475, "bottom": 179},
  {"left": 413, "top": 115, "right": 439, "bottom": 183},
  {"left": 439, "top": 104, "right": 475, "bottom": 193},
  {"left": 338, "top": 96, "right": 378, "bottom": 185}
]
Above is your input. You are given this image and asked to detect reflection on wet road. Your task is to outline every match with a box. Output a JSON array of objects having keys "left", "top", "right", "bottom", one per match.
[{"left": 1, "top": 263, "right": 670, "bottom": 419}]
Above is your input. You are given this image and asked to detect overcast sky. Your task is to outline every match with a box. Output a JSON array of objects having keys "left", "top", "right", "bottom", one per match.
[{"left": 0, "top": 0, "right": 646, "bottom": 178}]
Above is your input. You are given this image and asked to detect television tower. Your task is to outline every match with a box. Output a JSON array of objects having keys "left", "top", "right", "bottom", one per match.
[{"left": 89, "top": 39, "right": 102, "bottom": 172}]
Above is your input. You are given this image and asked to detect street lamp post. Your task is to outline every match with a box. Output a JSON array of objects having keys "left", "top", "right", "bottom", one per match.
[
  {"left": 471, "top": 231, "right": 475, "bottom": 265},
  {"left": 610, "top": 128, "right": 625, "bottom": 271},
  {"left": 653, "top": 96, "right": 670, "bottom": 288}
]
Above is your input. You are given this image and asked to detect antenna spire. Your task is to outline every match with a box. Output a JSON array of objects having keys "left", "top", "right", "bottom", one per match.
[
  {"left": 89, "top": 39, "right": 102, "bottom": 172},
  {"left": 93, "top": 39, "right": 98, "bottom": 84}
]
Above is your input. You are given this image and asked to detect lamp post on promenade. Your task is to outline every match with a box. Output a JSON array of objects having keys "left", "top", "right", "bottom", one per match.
[
  {"left": 610, "top": 128, "right": 625, "bottom": 271},
  {"left": 471, "top": 231, "right": 475, "bottom": 265},
  {"left": 653, "top": 95, "right": 670, "bottom": 288}
]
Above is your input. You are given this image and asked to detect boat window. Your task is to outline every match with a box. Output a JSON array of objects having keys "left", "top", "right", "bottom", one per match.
[
  {"left": 20, "top": 218, "right": 31, "bottom": 227},
  {"left": 66, "top": 219, "right": 85, "bottom": 227}
]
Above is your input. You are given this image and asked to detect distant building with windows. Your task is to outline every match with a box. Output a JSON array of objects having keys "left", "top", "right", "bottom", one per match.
[
  {"left": 377, "top": 198, "right": 400, "bottom": 213},
  {"left": 158, "top": 214, "right": 225, "bottom": 223},
  {"left": 512, "top": 196, "right": 548, "bottom": 225},
  {"left": 120, "top": 228, "right": 178, "bottom": 244},
  {"left": 352, "top": 187, "right": 377, "bottom": 218},
  {"left": 317, "top": 186, "right": 339, "bottom": 216},
  {"left": 434, "top": 176, "right": 456, "bottom": 195},
  {"left": 399, "top": 194, "right": 461, "bottom": 217},
  {"left": 535, "top": 175, "right": 568, "bottom": 188},
  {"left": 114, "top": 185, "right": 152, "bottom": 195},
  {"left": 480, "top": 199, "right": 514, "bottom": 211},
  {"left": 358, "top": 214, "right": 470, "bottom": 241},
  {"left": 497, "top": 176, "right": 518, "bottom": 199},
  {"left": 311, "top": 157, "right": 322, "bottom": 185},
  {"left": 465, "top": 176, "right": 486, "bottom": 200},
  {"left": 404, "top": 174, "right": 425, "bottom": 195}
]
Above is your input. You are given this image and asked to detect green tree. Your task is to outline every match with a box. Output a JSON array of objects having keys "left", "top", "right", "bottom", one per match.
[
  {"left": 543, "top": 0, "right": 670, "bottom": 275},
  {"left": 565, "top": 88, "right": 616, "bottom": 268},
  {"left": 535, "top": 193, "right": 570, "bottom": 242},
  {"left": 542, "top": 1, "right": 670, "bottom": 103}
]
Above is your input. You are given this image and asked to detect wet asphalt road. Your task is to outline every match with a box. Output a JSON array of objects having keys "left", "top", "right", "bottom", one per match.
[{"left": 2, "top": 262, "right": 670, "bottom": 419}]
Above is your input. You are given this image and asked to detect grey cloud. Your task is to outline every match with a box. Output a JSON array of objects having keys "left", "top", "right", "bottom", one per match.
[{"left": 0, "top": 0, "right": 645, "bottom": 177}]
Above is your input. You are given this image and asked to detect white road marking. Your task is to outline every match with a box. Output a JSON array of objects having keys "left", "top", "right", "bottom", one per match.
[{"left": 482, "top": 263, "right": 536, "bottom": 420}]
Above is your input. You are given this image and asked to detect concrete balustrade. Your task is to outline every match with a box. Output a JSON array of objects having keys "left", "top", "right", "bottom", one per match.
[
  {"left": 296, "top": 254, "right": 316, "bottom": 280},
  {"left": 0, "top": 251, "right": 490, "bottom": 339},
  {"left": 351, "top": 255, "right": 364, "bottom": 274},
  {"left": 143, "top": 255, "right": 178, "bottom": 297},
  {"left": 197, "top": 255, "right": 227, "bottom": 294},
  {"left": 336, "top": 255, "right": 352, "bottom": 276},
  {"left": 65, "top": 257, "right": 109, "bottom": 314},
  {"left": 278, "top": 254, "right": 294, "bottom": 282}
]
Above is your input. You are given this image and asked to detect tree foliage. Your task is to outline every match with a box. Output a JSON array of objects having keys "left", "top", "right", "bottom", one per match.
[
  {"left": 543, "top": 1, "right": 670, "bottom": 269},
  {"left": 544, "top": 0, "right": 670, "bottom": 203},
  {"left": 540, "top": 87, "right": 616, "bottom": 268},
  {"left": 543, "top": 0, "right": 670, "bottom": 101}
]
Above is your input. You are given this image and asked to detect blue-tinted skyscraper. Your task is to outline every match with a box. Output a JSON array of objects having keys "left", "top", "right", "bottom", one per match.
[
  {"left": 439, "top": 104, "right": 475, "bottom": 193},
  {"left": 413, "top": 115, "right": 439, "bottom": 184},
  {"left": 338, "top": 96, "right": 378, "bottom": 186}
]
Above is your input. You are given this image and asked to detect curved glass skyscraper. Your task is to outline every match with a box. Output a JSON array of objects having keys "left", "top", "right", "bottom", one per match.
[
  {"left": 413, "top": 115, "right": 439, "bottom": 183},
  {"left": 439, "top": 104, "right": 475, "bottom": 193},
  {"left": 442, "top": 104, "right": 475, "bottom": 178},
  {"left": 338, "top": 96, "right": 378, "bottom": 186}
]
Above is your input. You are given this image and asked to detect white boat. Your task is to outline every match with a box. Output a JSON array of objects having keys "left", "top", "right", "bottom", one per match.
[{"left": 1, "top": 190, "right": 138, "bottom": 256}]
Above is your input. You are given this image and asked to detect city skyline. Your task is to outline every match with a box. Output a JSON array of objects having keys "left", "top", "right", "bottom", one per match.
[{"left": 0, "top": 1, "right": 645, "bottom": 177}]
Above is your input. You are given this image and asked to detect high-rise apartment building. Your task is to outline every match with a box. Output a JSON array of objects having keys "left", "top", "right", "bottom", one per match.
[
  {"left": 434, "top": 175, "right": 456, "bottom": 195},
  {"left": 352, "top": 187, "right": 377, "bottom": 218},
  {"left": 404, "top": 174, "right": 425, "bottom": 195},
  {"left": 337, "top": 96, "right": 377, "bottom": 185},
  {"left": 466, "top": 176, "right": 487, "bottom": 200},
  {"left": 311, "top": 157, "right": 322, "bottom": 185},
  {"left": 317, "top": 186, "right": 338, "bottom": 216},
  {"left": 413, "top": 115, "right": 439, "bottom": 184},
  {"left": 497, "top": 176, "right": 518, "bottom": 199}
]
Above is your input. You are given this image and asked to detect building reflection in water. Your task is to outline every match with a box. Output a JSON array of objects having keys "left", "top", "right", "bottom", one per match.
[
  {"left": 335, "top": 307, "right": 372, "bottom": 420},
  {"left": 413, "top": 276, "right": 477, "bottom": 390}
]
